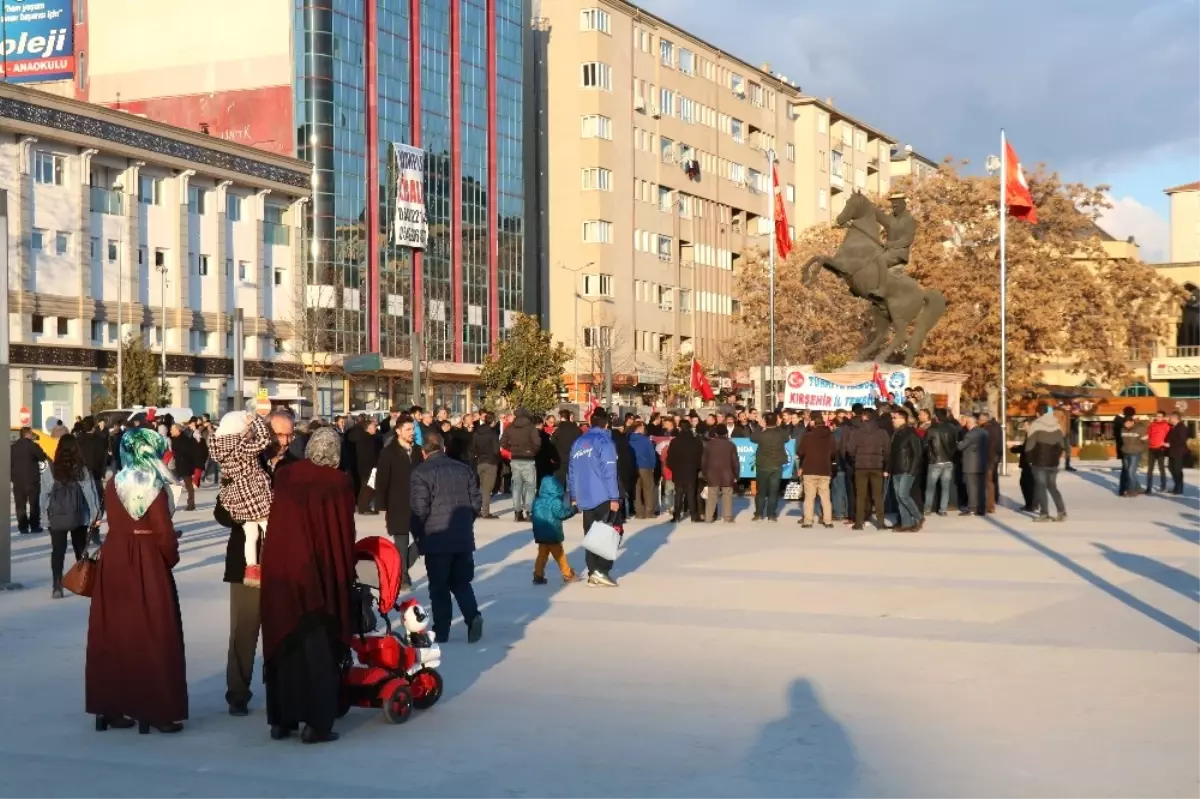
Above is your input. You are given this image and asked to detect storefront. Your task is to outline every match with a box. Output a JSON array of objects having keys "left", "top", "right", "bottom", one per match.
[{"left": 1007, "top": 394, "right": 1199, "bottom": 456}]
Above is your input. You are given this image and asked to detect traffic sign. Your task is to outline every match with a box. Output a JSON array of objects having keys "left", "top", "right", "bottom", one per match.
[
  {"left": 17, "top": 406, "right": 30, "bottom": 427},
  {"left": 255, "top": 388, "right": 271, "bottom": 416}
]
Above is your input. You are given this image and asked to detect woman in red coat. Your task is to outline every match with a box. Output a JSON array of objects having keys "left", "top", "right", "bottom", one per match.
[{"left": 86, "top": 428, "right": 187, "bottom": 734}]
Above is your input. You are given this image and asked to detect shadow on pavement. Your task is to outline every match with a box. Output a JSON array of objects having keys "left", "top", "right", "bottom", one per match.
[
  {"left": 744, "top": 678, "right": 859, "bottom": 797},
  {"left": 984, "top": 515, "right": 1200, "bottom": 644},
  {"left": 1158, "top": 517, "right": 1199, "bottom": 545},
  {"left": 1093, "top": 543, "right": 1199, "bottom": 603}
]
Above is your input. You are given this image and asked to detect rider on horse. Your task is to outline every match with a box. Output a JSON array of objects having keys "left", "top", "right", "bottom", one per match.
[{"left": 872, "top": 192, "right": 916, "bottom": 297}]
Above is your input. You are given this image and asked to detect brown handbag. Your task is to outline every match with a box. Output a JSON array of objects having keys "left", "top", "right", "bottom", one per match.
[{"left": 62, "top": 548, "right": 100, "bottom": 597}]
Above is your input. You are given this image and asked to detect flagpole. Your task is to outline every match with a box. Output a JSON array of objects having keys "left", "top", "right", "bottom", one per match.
[
  {"left": 767, "top": 148, "right": 776, "bottom": 413},
  {"left": 999, "top": 129, "right": 1008, "bottom": 477}
]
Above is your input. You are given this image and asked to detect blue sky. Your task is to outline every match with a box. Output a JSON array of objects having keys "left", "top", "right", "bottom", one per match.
[{"left": 637, "top": 0, "right": 1200, "bottom": 261}]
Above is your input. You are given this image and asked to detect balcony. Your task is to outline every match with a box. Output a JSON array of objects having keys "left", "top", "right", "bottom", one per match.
[
  {"left": 830, "top": 172, "right": 845, "bottom": 191},
  {"left": 1166, "top": 345, "right": 1200, "bottom": 359},
  {"left": 867, "top": 154, "right": 879, "bottom": 172},
  {"left": 89, "top": 185, "right": 124, "bottom": 215},
  {"left": 264, "top": 222, "right": 291, "bottom": 246}
]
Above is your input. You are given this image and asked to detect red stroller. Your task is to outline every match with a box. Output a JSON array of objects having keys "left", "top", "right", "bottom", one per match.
[{"left": 343, "top": 536, "right": 444, "bottom": 724}]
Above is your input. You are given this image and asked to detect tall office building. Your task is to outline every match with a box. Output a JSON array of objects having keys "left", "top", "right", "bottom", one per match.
[{"left": 33, "top": 0, "right": 533, "bottom": 410}]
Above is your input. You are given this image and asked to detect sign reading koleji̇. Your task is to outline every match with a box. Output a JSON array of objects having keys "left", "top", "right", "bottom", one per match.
[
  {"left": 0, "top": 0, "right": 74, "bottom": 84},
  {"left": 392, "top": 143, "right": 428, "bottom": 249},
  {"left": 782, "top": 366, "right": 910, "bottom": 409}
]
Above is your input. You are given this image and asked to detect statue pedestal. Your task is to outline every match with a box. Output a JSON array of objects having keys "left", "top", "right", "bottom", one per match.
[
  {"left": 830, "top": 363, "right": 968, "bottom": 418},
  {"left": 781, "top": 363, "right": 968, "bottom": 418}
]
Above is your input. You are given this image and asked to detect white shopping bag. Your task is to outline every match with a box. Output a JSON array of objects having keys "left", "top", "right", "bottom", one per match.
[
  {"left": 582, "top": 520, "right": 622, "bottom": 562},
  {"left": 367, "top": 468, "right": 377, "bottom": 490}
]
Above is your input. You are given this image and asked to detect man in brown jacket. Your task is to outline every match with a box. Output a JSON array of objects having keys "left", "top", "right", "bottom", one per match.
[
  {"left": 701, "top": 425, "right": 740, "bottom": 523},
  {"left": 796, "top": 411, "right": 836, "bottom": 528}
]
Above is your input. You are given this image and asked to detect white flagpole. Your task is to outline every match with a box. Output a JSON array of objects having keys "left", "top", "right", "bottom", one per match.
[
  {"left": 767, "top": 148, "right": 776, "bottom": 412},
  {"left": 999, "top": 129, "right": 1008, "bottom": 477}
]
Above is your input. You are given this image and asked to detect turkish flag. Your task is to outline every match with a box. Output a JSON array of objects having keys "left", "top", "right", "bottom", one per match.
[
  {"left": 690, "top": 358, "right": 715, "bottom": 402},
  {"left": 1004, "top": 140, "right": 1038, "bottom": 223},
  {"left": 872, "top": 364, "right": 890, "bottom": 403},
  {"left": 772, "top": 165, "right": 792, "bottom": 258}
]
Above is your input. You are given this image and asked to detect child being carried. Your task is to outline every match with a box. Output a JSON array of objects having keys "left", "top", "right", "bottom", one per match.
[{"left": 211, "top": 411, "right": 274, "bottom": 587}]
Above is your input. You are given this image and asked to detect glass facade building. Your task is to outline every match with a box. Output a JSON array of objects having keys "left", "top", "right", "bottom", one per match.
[{"left": 294, "top": 0, "right": 527, "bottom": 368}]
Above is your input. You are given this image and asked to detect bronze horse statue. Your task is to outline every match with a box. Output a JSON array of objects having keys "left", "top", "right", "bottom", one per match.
[{"left": 802, "top": 192, "right": 946, "bottom": 365}]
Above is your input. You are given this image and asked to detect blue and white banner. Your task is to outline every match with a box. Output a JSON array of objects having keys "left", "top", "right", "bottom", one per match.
[
  {"left": 782, "top": 367, "right": 910, "bottom": 410},
  {"left": 1, "top": 0, "right": 74, "bottom": 84},
  {"left": 732, "top": 438, "right": 796, "bottom": 479}
]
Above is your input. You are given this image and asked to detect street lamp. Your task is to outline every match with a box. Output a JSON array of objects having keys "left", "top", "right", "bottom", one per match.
[
  {"left": 576, "top": 292, "right": 612, "bottom": 407},
  {"left": 113, "top": 182, "right": 124, "bottom": 409},
  {"left": 560, "top": 260, "right": 594, "bottom": 405},
  {"left": 158, "top": 257, "right": 169, "bottom": 400}
]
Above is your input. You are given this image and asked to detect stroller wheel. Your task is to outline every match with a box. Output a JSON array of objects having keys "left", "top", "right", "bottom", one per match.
[
  {"left": 382, "top": 683, "right": 413, "bottom": 725},
  {"left": 410, "top": 668, "right": 444, "bottom": 710}
]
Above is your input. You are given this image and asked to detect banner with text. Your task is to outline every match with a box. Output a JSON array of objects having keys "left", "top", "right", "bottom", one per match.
[
  {"left": 782, "top": 367, "right": 910, "bottom": 410},
  {"left": 392, "top": 143, "right": 428, "bottom": 249},
  {"left": 732, "top": 438, "right": 796, "bottom": 479},
  {"left": 1, "top": 0, "right": 74, "bottom": 83}
]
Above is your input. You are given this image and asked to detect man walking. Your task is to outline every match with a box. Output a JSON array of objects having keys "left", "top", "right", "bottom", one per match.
[
  {"left": 796, "top": 411, "right": 836, "bottom": 529},
  {"left": 410, "top": 431, "right": 484, "bottom": 643},
  {"left": 375, "top": 417, "right": 425, "bottom": 588},
  {"left": 888, "top": 409, "right": 925, "bottom": 532},
  {"left": 500, "top": 408, "right": 542, "bottom": 522},
  {"left": 469, "top": 412, "right": 501, "bottom": 518},
  {"left": 567, "top": 409, "right": 622, "bottom": 587},
  {"left": 11, "top": 427, "right": 47, "bottom": 534},
  {"left": 628, "top": 421, "right": 658, "bottom": 518},
  {"left": 666, "top": 420, "right": 705, "bottom": 523},
  {"left": 1165, "top": 412, "right": 1191, "bottom": 494},
  {"left": 1145, "top": 411, "right": 1171, "bottom": 494},
  {"left": 750, "top": 412, "right": 789, "bottom": 522},
  {"left": 1024, "top": 402, "right": 1068, "bottom": 522},
  {"left": 957, "top": 415, "right": 989, "bottom": 515},
  {"left": 701, "top": 425, "right": 739, "bottom": 523},
  {"left": 923, "top": 408, "right": 957, "bottom": 516},
  {"left": 848, "top": 409, "right": 889, "bottom": 530}
]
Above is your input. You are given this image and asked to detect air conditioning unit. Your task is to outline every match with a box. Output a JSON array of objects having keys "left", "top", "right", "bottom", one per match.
[{"left": 634, "top": 96, "right": 646, "bottom": 112}]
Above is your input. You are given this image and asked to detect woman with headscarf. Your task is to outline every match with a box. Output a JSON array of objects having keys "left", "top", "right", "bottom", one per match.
[
  {"left": 86, "top": 428, "right": 188, "bottom": 734},
  {"left": 260, "top": 427, "right": 357, "bottom": 744}
]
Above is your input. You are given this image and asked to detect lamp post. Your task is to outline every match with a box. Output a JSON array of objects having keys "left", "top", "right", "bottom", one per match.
[
  {"left": 985, "top": 148, "right": 1007, "bottom": 477},
  {"left": 158, "top": 259, "right": 169, "bottom": 400},
  {"left": 561, "top": 260, "right": 593, "bottom": 405},
  {"left": 576, "top": 292, "right": 611, "bottom": 406},
  {"left": 114, "top": 182, "right": 125, "bottom": 409}
]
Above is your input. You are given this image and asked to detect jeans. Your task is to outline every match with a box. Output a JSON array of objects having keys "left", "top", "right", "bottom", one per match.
[
  {"left": 892, "top": 474, "right": 923, "bottom": 528},
  {"left": 1032, "top": 466, "right": 1065, "bottom": 517},
  {"left": 925, "top": 462, "right": 953, "bottom": 514},
  {"left": 755, "top": 467, "right": 782, "bottom": 518},
  {"left": 425, "top": 552, "right": 479, "bottom": 640},
  {"left": 830, "top": 470, "right": 848, "bottom": 518},
  {"left": 1146, "top": 450, "right": 1168, "bottom": 492},
  {"left": 510, "top": 460, "right": 537, "bottom": 515},
  {"left": 1120, "top": 454, "right": 1141, "bottom": 495},
  {"left": 661, "top": 479, "right": 675, "bottom": 513}
]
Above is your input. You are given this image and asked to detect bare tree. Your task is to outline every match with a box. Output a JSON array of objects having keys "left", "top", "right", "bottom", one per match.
[{"left": 279, "top": 279, "right": 339, "bottom": 412}]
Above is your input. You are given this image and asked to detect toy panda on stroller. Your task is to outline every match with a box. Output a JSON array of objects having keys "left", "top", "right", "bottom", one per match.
[{"left": 343, "top": 536, "right": 443, "bottom": 724}]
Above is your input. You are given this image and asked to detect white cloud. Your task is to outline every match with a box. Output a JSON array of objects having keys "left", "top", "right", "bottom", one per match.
[{"left": 1097, "top": 195, "right": 1170, "bottom": 263}]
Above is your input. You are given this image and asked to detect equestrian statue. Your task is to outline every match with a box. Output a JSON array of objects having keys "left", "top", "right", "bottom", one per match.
[{"left": 801, "top": 191, "right": 946, "bottom": 365}]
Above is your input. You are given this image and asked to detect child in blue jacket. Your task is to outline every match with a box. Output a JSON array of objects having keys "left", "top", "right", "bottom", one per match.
[{"left": 530, "top": 475, "right": 578, "bottom": 584}]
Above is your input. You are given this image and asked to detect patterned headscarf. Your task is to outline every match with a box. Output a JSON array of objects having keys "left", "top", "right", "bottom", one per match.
[
  {"left": 305, "top": 427, "right": 342, "bottom": 469},
  {"left": 115, "top": 428, "right": 177, "bottom": 520}
]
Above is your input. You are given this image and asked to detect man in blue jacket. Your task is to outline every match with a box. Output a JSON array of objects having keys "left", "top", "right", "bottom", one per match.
[
  {"left": 628, "top": 421, "right": 659, "bottom": 519},
  {"left": 567, "top": 408, "right": 622, "bottom": 587}
]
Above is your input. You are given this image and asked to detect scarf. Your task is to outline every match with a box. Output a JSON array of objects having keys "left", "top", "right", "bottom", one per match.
[{"left": 115, "top": 428, "right": 177, "bottom": 520}]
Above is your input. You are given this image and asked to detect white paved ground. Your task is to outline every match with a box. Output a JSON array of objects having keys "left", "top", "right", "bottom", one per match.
[{"left": 0, "top": 464, "right": 1197, "bottom": 797}]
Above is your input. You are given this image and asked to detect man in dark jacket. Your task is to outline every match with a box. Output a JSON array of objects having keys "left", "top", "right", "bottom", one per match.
[
  {"left": 750, "top": 412, "right": 790, "bottom": 521},
  {"left": 345, "top": 416, "right": 379, "bottom": 513},
  {"left": 11, "top": 427, "right": 47, "bottom": 534},
  {"left": 848, "top": 409, "right": 889, "bottom": 530},
  {"left": 1024, "top": 403, "right": 1067, "bottom": 521},
  {"left": 551, "top": 410, "right": 582, "bottom": 487},
  {"left": 701, "top": 424, "right": 739, "bottom": 523},
  {"left": 796, "top": 412, "right": 836, "bottom": 528},
  {"left": 375, "top": 418, "right": 426, "bottom": 586},
  {"left": 609, "top": 419, "right": 638, "bottom": 518},
  {"left": 169, "top": 424, "right": 201, "bottom": 511},
  {"left": 666, "top": 420, "right": 704, "bottom": 522},
  {"left": 1165, "top": 412, "right": 1191, "bottom": 494},
  {"left": 499, "top": 408, "right": 542, "bottom": 522},
  {"left": 410, "top": 431, "right": 483, "bottom": 644},
  {"left": 470, "top": 413, "right": 501, "bottom": 518},
  {"left": 980, "top": 411, "right": 1003, "bottom": 512},
  {"left": 888, "top": 409, "right": 925, "bottom": 531},
  {"left": 957, "top": 415, "right": 990, "bottom": 515},
  {"left": 923, "top": 408, "right": 958, "bottom": 516},
  {"left": 1113, "top": 406, "right": 1134, "bottom": 494}
]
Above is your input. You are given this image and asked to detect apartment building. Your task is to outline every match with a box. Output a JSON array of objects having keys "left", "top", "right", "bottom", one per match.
[
  {"left": 1166, "top": 181, "right": 1199, "bottom": 263},
  {"left": 538, "top": 0, "right": 900, "bottom": 403},
  {"left": 890, "top": 144, "right": 939, "bottom": 184},
  {"left": 0, "top": 83, "right": 310, "bottom": 426}
]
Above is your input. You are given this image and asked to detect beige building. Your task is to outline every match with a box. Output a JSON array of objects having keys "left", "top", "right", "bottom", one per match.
[
  {"left": 1166, "top": 181, "right": 1199, "bottom": 263},
  {"left": 540, "top": 0, "right": 900, "bottom": 402},
  {"left": 889, "top": 145, "right": 939, "bottom": 183}
]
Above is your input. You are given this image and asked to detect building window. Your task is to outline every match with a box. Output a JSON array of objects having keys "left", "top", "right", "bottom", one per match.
[
  {"left": 197, "top": 254, "right": 209, "bottom": 276},
  {"left": 657, "top": 235, "right": 672, "bottom": 259},
  {"left": 657, "top": 185, "right": 672, "bottom": 211},
  {"left": 786, "top": 142, "right": 795, "bottom": 162},
  {"left": 856, "top": 130, "right": 867, "bottom": 151},
  {"left": 1118, "top": 381, "right": 1155, "bottom": 397},
  {"left": 139, "top": 174, "right": 163, "bottom": 205},
  {"left": 659, "top": 38, "right": 674, "bottom": 66},
  {"left": 582, "top": 274, "right": 613, "bottom": 296},
  {"left": 730, "top": 73, "right": 745, "bottom": 96},
  {"left": 238, "top": 260, "right": 250, "bottom": 281},
  {"left": 226, "top": 258, "right": 233, "bottom": 276},
  {"left": 55, "top": 231, "right": 69, "bottom": 255},
  {"left": 225, "top": 193, "right": 242, "bottom": 221},
  {"left": 818, "top": 188, "right": 828, "bottom": 210},
  {"left": 730, "top": 163, "right": 744, "bottom": 183},
  {"left": 429, "top": 299, "right": 447, "bottom": 322},
  {"left": 108, "top": 322, "right": 117, "bottom": 341},
  {"left": 786, "top": 184, "right": 795, "bottom": 203},
  {"left": 138, "top": 247, "right": 145, "bottom": 265},
  {"left": 581, "top": 167, "right": 612, "bottom": 191},
  {"left": 855, "top": 168, "right": 866, "bottom": 187},
  {"left": 467, "top": 304, "right": 484, "bottom": 326},
  {"left": 583, "top": 326, "right": 612, "bottom": 348},
  {"left": 678, "top": 96, "right": 695, "bottom": 124},
  {"left": 580, "top": 114, "right": 612, "bottom": 139},
  {"left": 817, "top": 114, "right": 827, "bottom": 134},
  {"left": 188, "top": 186, "right": 207, "bottom": 215},
  {"left": 659, "top": 136, "right": 674, "bottom": 162},
  {"left": 819, "top": 150, "right": 827, "bottom": 172},
  {"left": 678, "top": 48, "right": 695, "bottom": 75},
  {"left": 31, "top": 314, "right": 44, "bottom": 334},
  {"left": 199, "top": 331, "right": 210, "bottom": 350},
  {"left": 274, "top": 268, "right": 284, "bottom": 286},
  {"left": 579, "top": 8, "right": 610, "bottom": 33},
  {"left": 659, "top": 88, "right": 675, "bottom": 117},
  {"left": 581, "top": 62, "right": 612, "bottom": 90},
  {"left": 748, "top": 81, "right": 763, "bottom": 107},
  {"left": 581, "top": 220, "right": 613, "bottom": 243},
  {"left": 32, "top": 151, "right": 64, "bottom": 185},
  {"left": 90, "top": 320, "right": 103, "bottom": 342},
  {"left": 30, "top": 229, "right": 44, "bottom": 251},
  {"left": 731, "top": 118, "right": 744, "bottom": 143},
  {"left": 155, "top": 249, "right": 166, "bottom": 268},
  {"left": 57, "top": 317, "right": 69, "bottom": 336}
]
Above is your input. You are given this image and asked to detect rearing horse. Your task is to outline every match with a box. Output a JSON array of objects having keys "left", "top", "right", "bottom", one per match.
[{"left": 801, "top": 192, "right": 946, "bottom": 365}]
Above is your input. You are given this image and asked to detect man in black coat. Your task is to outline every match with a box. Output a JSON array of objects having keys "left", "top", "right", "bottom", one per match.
[
  {"left": 551, "top": 409, "right": 582, "bottom": 487},
  {"left": 979, "top": 412, "right": 1003, "bottom": 513},
  {"left": 375, "top": 417, "right": 426, "bottom": 588},
  {"left": 347, "top": 417, "right": 380, "bottom": 514},
  {"left": 410, "top": 431, "right": 484, "bottom": 644},
  {"left": 887, "top": 409, "right": 925, "bottom": 531},
  {"left": 470, "top": 413, "right": 501, "bottom": 518},
  {"left": 609, "top": 417, "right": 638, "bottom": 518},
  {"left": 169, "top": 424, "right": 201, "bottom": 511},
  {"left": 10, "top": 427, "right": 47, "bottom": 534},
  {"left": 666, "top": 420, "right": 705, "bottom": 522},
  {"left": 1165, "top": 412, "right": 1191, "bottom": 494}
]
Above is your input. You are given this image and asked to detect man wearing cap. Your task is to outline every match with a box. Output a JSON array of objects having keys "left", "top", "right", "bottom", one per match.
[{"left": 873, "top": 193, "right": 917, "bottom": 294}]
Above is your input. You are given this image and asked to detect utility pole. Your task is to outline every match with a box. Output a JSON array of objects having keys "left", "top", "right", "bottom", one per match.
[
  {"left": 159, "top": 259, "right": 168, "bottom": 399},
  {"left": 0, "top": 189, "right": 20, "bottom": 590}
]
